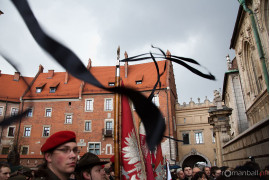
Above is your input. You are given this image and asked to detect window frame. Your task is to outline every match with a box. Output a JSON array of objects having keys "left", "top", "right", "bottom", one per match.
[
  {"left": 42, "top": 126, "right": 51, "bottom": 137},
  {"left": 10, "top": 107, "right": 19, "bottom": 117},
  {"left": 85, "top": 99, "right": 94, "bottom": 112},
  {"left": 21, "top": 146, "right": 29, "bottom": 155},
  {"left": 45, "top": 108, "right": 52, "bottom": 117},
  {"left": 105, "top": 144, "right": 112, "bottom": 155},
  {"left": 194, "top": 131, "right": 204, "bottom": 144},
  {"left": 23, "top": 126, "right": 31, "bottom": 137},
  {"left": 7, "top": 126, "right": 16, "bottom": 138},
  {"left": 65, "top": 114, "right": 73, "bottom": 124},
  {"left": 26, "top": 108, "right": 33, "bottom": 117},
  {"left": 104, "top": 98, "right": 113, "bottom": 111},
  {"left": 88, "top": 142, "right": 101, "bottom": 155},
  {"left": 0, "top": 106, "right": 4, "bottom": 116},
  {"left": 182, "top": 132, "right": 190, "bottom": 145},
  {"left": 1, "top": 147, "right": 9, "bottom": 155},
  {"left": 84, "top": 120, "right": 92, "bottom": 132}
]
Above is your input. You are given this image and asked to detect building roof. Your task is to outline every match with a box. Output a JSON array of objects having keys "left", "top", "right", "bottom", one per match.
[
  {"left": 0, "top": 73, "right": 33, "bottom": 102},
  {"left": 20, "top": 60, "right": 168, "bottom": 99},
  {"left": 230, "top": 5, "right": 243, "bottom": 49}
]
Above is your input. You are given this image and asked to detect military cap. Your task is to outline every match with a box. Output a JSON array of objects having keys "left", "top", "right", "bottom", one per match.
[
  {"left": 77, "top": 152, "right": 109, "bottom": 170},
  {"left": 41, "top": 131, "right": 76, "bottom": 153}
]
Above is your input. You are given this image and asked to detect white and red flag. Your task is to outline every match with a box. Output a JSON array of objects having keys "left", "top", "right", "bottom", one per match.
[
  {"left": 154, "top": 144, "right": 164, "bottom": 180},
  {"left": 166, "top": 159, "right": 172, "bottom": 180},
  {"left": 139, "top": 123, "right": 155, "bottom": 180},
  {"left": 121, "top": 83, "right": 146, "bottom": 180}
]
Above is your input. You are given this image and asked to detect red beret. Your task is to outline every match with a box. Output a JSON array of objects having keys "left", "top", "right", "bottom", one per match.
[
  {"left": 110, "top": 155, "right": 115, "bottom": 163},
  {"left": 41, "top": 131, "right": 76, "bottom": 153}
]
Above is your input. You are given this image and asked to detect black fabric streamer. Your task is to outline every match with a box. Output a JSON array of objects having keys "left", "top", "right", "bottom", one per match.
[{"left": 10, "top": 0, "right": 165, "bottom": 151}]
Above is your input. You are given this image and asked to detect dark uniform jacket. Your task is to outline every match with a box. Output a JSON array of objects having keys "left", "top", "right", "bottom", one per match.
[{"left": 35, "top": 168, "right": 62, "bottom": 180}]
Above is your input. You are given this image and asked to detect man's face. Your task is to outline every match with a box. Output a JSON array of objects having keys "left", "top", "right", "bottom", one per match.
[
  {"left": 204, "top": 167, "right": 210, "bottom": 176},
  {"left": 178, "top": 170, "right": 185, "bottom": 179},
  {"left": 214, "top": 169, "right": 221, "bottom": 178},
  {"left": 46, "top": 142, "right": 78, "bottom": 177},
  {"left": 184, "top": 167, "right": 192, "bottom": 177},
  {"left": 0, "top": 167, "right": 11, "bottom": 180},
  {"left": 89, "top": 165, "right": 106, "bottom": 180}
]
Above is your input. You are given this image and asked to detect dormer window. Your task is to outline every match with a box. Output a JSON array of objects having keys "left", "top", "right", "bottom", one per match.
[
  {"left": 50, "top": 87, "right": 56, "bottom": 93},
  {"left": 36, "top": 82, "right": 46, "bottom": 93},
  {"left": 135, "top": 74, "right": 143, "bottom": 85},
  {"left": 49, "top": 82, "right": 59, "bottom": 93},
  {"left": 108, "top": 82, "right": 115, "bottom": 86}
]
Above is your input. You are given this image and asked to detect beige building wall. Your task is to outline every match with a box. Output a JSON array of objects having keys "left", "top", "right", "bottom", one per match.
[
  {"left": 175, "top": 98, "right": 217, "bottom": 167},
  {"left": 222, "top": 0, "right": 269, "bottom": 169}
]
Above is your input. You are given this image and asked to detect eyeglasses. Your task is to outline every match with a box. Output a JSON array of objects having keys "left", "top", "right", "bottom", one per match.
[{"left": 55, "top": 147, "right": 79, "bottom": 155}]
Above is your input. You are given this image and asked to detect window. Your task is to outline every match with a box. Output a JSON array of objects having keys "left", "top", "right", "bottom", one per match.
[
  {"left": 45, "top": 108, "right": 52, "bottom": 117},
  {"left": 106, "top": 121, "right": 113, "bottom": 130},
  {"left": 1, "top": 147, "right": 9, "bottom": 155},
  {"left": 27, "top": 108, "right": 33, "bottom": 117},
  {"left": 88, "top": 142, "right": 101, "bottom": 155},
  {"left": 24, "top": 127, "right": 31, "bottom": 137},
  {"left": 136, "top": 81, "right": 142, "bottom": 84},
  {"left": 195, "top": 132, "right": 204, "bottom": 144},
  {"left": 182, "top": 132, "right": 190, "bottom": 145},
  {"left": 152, "top": 95, "right": 159, "bottom": 107},
  {"left": 105, "top": 98, "right": 113, "bottom": 111},
  {"left": 36, "top": 83, "right": 46, "bottom": 93},
  {"left": 7, "top": 126, "right": 15, "bottom": 137},
  {"left": 85, "top": 99, "right": 94, "bottom": 111},
  {"left": 85, "top": 121, "right": 91, "bottom": 132},
  {"left": 50, "top": 87, "right": 56, "bottom": 93},
  {"left": 0, "top": 107, "right": 3, "bottom": 116},
  {"left": 108, "top": 82, "right": 115, "bottom": 86},
  {"left": 11, "top": 108, "right": 19, "bottom": 117},
  {"left": 36, "top": 88, "right": 42, "bottom": 93},
  {"left": 212, "top": 130, "right": 215, "bottom": 143},
  {"left": 105, "top": 144, "right": 112, "bottom": 154},
  {"left": 43, "top": 126, "right": 50, "bottom": 137},
  {"left": 21, "top": 146, "right": 28, "bottom": 155},
  {"left": 65, "top": 114, "right": 72, "bottom": 124}
]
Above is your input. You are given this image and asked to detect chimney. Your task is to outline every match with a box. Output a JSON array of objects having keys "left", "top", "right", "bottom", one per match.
[
  {"left": 47, "top": 70, "right": 54, "bottom": 79},
  {"left": 166, "top": 50, "right": 171, "bottom": 58},
  {"left": 65, "top": 71, "right": 69, "bottom": 84},
  {"left": 87, "top": 58, "right": 92, "bottom": 70},
  {"left": 14, "top": 72, "right": 20, "bottom": 81},
  {"left": 124, "top": 51, "right": 128, "bottom": 78},
  {"left": 39, "top": 65, "right": 44, "bottom": 73},
  {"left": 0, "top": 70, "right": 1, "bottom": 76}
]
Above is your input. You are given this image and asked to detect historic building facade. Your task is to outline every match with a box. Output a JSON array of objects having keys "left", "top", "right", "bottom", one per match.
[
  {"left": 175, "top": 98, "right": 217, "bottom": 168},
  {"left": 0, "top": 53, "right": 178, "bottom": 167},
  {"left": 221, "top": 0, "right": 269, "bottom": 169}
]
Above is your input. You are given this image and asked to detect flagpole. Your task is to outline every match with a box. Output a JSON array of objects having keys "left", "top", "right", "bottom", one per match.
[{"left": 114, "top": 46, "right": 121, "bottom": 180}]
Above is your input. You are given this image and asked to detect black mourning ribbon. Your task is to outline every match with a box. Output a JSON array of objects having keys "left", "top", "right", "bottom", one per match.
[
  {"left": 6, "top": 0, "right": 216, "bottom": 151},
  {"left": 10, "top": 0, "right": 165, "bottom": 151}
]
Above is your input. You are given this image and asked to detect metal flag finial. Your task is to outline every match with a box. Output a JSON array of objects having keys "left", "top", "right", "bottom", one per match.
[{"left": 117, "top": 46, "right": 120, "bottom": 60}]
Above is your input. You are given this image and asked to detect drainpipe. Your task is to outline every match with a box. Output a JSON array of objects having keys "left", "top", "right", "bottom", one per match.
[{"left": 238, "top": 0, "right": 269, "bottom": 92}]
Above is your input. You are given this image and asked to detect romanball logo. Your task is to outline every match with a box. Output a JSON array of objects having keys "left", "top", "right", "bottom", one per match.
[{"left": 224, "top": 170, "right": 231, "bottom": 177}]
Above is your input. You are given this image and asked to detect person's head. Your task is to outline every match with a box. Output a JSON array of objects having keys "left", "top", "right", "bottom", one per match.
[
  {"left": 0, "top": 163, "right": 11, "bottom": 180},
  {"left": 203, "top": 166, "right": 211, "bottom": 177},
  {"left": 77, "top": 152, "right": 109, "bottom": 180},
  {"left": 41, "top": 131, "right": 78, "bottom": 179},
  {"left": 192, "top": 171, "right": 209, "bottom": 180},
  {"left": 183, "top": 165, "right": 192, "bottom": 177},
  {"left": 176, "top": 168, "right": 185, "bottom": 179},
  {"left": 210, "top": 166, "right": 221, "bottom": 178},
  {"left": 192, "top": 167, "right": 201, "bottom": 177}
]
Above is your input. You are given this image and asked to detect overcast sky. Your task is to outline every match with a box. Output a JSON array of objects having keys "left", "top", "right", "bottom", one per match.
[{"left": 0, "top": 1, "right": 239, "bottom": 104}]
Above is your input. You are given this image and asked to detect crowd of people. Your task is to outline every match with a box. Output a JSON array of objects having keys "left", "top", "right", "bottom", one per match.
[
  {"left": 171, "top": 163, "right": 269, "bottom": 180},
  {"left": 0, "top": 130, "right": 268, "bottom": 180}
]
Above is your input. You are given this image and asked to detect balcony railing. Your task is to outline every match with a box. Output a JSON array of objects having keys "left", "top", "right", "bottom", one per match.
[{"left": 103, "top": 128, "right": 113, "bottom": 137}]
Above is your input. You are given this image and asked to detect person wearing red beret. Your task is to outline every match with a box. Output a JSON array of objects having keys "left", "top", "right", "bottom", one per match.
[{"left": 35, "top": 131, "right": 78, "bottom": 180}]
